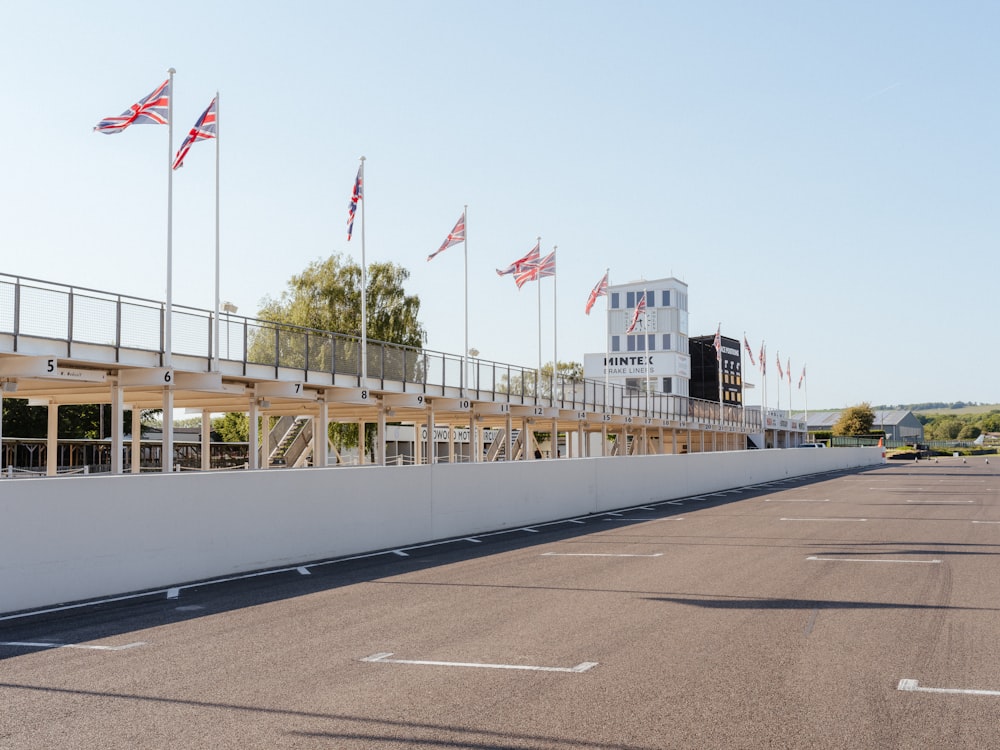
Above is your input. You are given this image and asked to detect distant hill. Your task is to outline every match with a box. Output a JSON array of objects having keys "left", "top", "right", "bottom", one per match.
[{"left": 876, "top": 402, "right": 1000, "bottom": 416}]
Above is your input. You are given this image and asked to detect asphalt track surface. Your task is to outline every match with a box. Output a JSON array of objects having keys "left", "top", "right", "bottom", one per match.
[{"left": 2, "top": 456, "right": 1000, "bottom": 749}]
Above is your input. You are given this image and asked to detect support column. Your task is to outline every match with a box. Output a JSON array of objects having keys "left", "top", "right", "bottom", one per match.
[
  {"left": 47, "top": 401, "right": 58, "bottom": 477},
  {"left": 377, "top": 403, "right": 387, "bottom": 466},
  {"left": 131, "top": 406, "right": 142, "bottom": 473},
  {"left": 316, "top": 398, "right": 330, "bottom": 468},
  {"left": 162, "top": 387, "right": 174, "bottom": 472},
  {"left": 505, "top": 412, "right": 513, "bottom": 461},
  {"left": 551, "top": 417, "right": 558, "bottom": 458},
  {"left": 601, "top": 423, "right": 608, "bottom": 457},
  {"left": 111, "top": 386, "right": 124, "bottom": 474},
  {"left": 248, "top": 400, "right": 259, "bottom": 470},
  {"left": 201, "top": 408, "right": 212, "bottom": 471},
  {"left": 426, "top": 404, "right": 435, "bottom": 464},
  {"left": 357, "top": 418, "right": 366, "bottom": 465},
  {"left": 261, "top": 409, "right": 271, "bottom": 469},
  {"left": 524, "top": 417, "right": 533, "bottom": 460},
  {"left": 0, "top": 390, "right": 4, "bottom": 471},
  {"left": 470, "top": 413, "right": 478, "bottom": 463},
  {"left": 447, "top": 422, "right": 455, "bottom": 463},
  {"left": 414, "top": 421, "right": 424, "bottom": 465}
]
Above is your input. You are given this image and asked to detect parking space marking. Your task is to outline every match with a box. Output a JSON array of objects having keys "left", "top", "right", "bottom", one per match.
[
  {"left": 602, "top": 517, "right": 684, "bottom": 522},
  {"left": 906, "top": 500, "right": 975, "bottom": 504},
  {"left": 807, "top": 556, "right": 941, "bottom": 564},
  {"left": 972, "top": 521, "right": 1000, "bottom": 524},
  {"left": 541, "top": 552, "right": 664, "bottom": 558},
  {"left": 765, "top": 499, "right": 830, "bottom": 502},
  {"left": 898, "top": 679, "right": 1000, "bottom": 697},
  {"left": 296, "top": 567, "right": 311, "bottom": 575},
  {"left": 781, "top": 517, "right": 867, "bottom": 522},
  {"left": 362, "top": 652, "right": 598, "bottom": 673},
  {"left": 1, "top": 640, "right": 146, "bottom": 651}
]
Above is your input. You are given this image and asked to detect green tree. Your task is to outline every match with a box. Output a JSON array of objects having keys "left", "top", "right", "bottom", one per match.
[
  {"left": 236, "top": 254, "right": 426, "bottom": 459},
  {"left": 833, "top": 403, "right": 876, "bottom": 436},
  {"left": 958, "top": 424, "right": 981, "bottom": 441}
]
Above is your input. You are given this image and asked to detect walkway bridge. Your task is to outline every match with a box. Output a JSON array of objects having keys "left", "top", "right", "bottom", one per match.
[{"left": 0, "top": 273, "right": 798, "bottom": 475}]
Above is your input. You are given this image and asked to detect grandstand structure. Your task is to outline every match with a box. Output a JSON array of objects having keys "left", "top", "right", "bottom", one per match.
[{"left": 0, "top": 273, "right": 794, "bottom": 476}]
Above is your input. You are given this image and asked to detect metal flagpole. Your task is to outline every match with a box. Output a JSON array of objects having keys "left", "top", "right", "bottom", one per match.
[
  {"left": 213, "top": 91, "right": 221, "bottom": 371},
  {"left": 359, "top": 156, "right": 367, "bottom": 385},
  {"left": 536, "top": 236, "right": 542, "bottom": 384},
  {"left": 163, "top": 67, "right": 176, "bottom": 474},
  {"left": 463, "top": 204, "right": 469, "bottom": 396},
  {"left": 645, "top": 290, "right": 652, "bottom": 416},
  {"left": 604, "top": 269, "right": 610, "bottom": 410},
  {"left": 552, "top": 245, "right": 557, "bottom": 401}
]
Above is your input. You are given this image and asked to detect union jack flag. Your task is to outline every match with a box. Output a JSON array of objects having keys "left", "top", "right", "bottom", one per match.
[
  {"left": 585, "top": 270, "right": 608, "bottom": 315},
  {"left": 497, "top": 242, "right": 539, "bottom": 277},
  {"left": 514, "top": 249, "right": 555, "bottom": 288},
  {"left": 626, "top": 293, "right": 646, "bottom": 334},
  {"left": 798, "top": 364, "right": 806, "bottom": 389},
  {"left": 786, "top": 357, "right": 791, "bottom": 384},
  {"left": 428, "top": 210, "right": 465, "bottom": 261},
  {"left": 713, "top": 323, "right": 722, "bottom": 355},
  {"left": 347, "top": 163, "right": 363, "bottom": 241},
  {"left": 776, "top": 352, "right": 784, "bottom": 380},
  {"left": 743, "top": 334, "right": 756, "bottom": 366},
  {"left": 759, "top": 341, "right": 766, "bottom": 374},
  {"left": 95, "top": 79, "right": 171, "bottom": 134},
  {"left": 172, "top": 96, "right": 217, "bottom": 170}
]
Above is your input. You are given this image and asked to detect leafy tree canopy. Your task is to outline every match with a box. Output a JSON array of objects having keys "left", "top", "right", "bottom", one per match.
[{"left": 833, "top": 403, "right": 876, "bottom": 436}]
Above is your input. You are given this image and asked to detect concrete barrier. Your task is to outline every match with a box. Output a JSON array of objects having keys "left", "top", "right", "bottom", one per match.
[{"left": 0, "top": 447, "right": 879, "bottom": 615}]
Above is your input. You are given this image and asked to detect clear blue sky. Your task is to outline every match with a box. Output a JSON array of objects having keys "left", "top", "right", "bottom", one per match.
[{"left": 2, "top": 1, "right": 997, "bottom": 410}]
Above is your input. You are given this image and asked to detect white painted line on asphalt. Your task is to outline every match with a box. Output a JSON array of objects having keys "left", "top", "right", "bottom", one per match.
[
  {"left": 666, "top": 500, "right": 684, "bottom": 505},
  {"left": 542, "top": 552, "right": 664, "bottom": 558},
  {"left": 522, "top": 527, "right": 540, "bottom": 533},
  {"left": 166, "top": 588, "right": 180, "bottom": 599},
  {"left": 764, "top": 499, "right": 830, "bottom": 502},
  {"left": 362, "top": 652, "right": 598, "bottom": 673},
  {"left": 807, "top": 556, "right": 941, "bottom": 564},
  {"left": 568, "top": 520, "right": 587, "bottom": 524},
  {"left": 464, "top": 537, "right": 483, "bottom": 543},
  {"left": 1, "top": 641, "right": 147, "bottom": 651},
  {"left": 602, "top": 517, "right": 683, "bottom": 522},
  {"left": 297, "top": 567, "right": 311, "bottom": 575},
  {"left": 972, "top": 521, "right": 1000, "bottom": 524},
  {"left": 898, "top": 679, "right": 1000, "bottom": 697},
  {"left": 392, "top": 550, "right": 409, "bottom": 557},
  {"left": 639, "top": 506, "right": 656, "bottom": 510},
  {"left": 781, "top": 518, "right": 867, "bottom": 522},
  {"left": 906, "top": 500, "right": 975, "bottom": 504}
]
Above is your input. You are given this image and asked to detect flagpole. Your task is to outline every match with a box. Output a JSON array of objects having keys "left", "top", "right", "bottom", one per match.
[
  {"left": 213, "top": 91, "right": 221, "bottom": 371},
  {"left": 552, "top": 245, "right": 558, "bottom": 402},
  {"left": 604, "top": 269, "right": 610, "bottom": 410},
  {"left": 645, "top": 289, "right": 651, "bottom": 417},
  {"left": 162, "top": 67, "right": 176, "bottom": 474},
  {"left": 536, "top": 236, "right": 542, "bottom": 384},
  {"left": 359, "top": 156, "right": 367, "bottom": 386},
  {"left": 463, "top": 204, "right": 469, "bottom": 396}
]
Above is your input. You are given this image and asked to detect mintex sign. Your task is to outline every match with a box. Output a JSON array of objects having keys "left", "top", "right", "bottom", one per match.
[{"left": 584, "top": 352, "right": 691, "bottom": 379}]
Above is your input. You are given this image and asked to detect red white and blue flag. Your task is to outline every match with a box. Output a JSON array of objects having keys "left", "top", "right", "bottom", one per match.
[
  {"left": 95, "top": 79, "right": 171, "bottom": 134},
  {"left": 787, "top": 357, "right": 791, "bottom": 384},
  {"left": 497, "top": 242, "right": 539, "bottom": 277},
  {"left": 347, "top": 164, "right": 363, "bottom": 241},
  {"left": 626, "top": 294, "right": 646, "bottom": 334},
  {"left": 516, "top": 249, "right": 555, "bottom": 288},
  {"left": 759, "top": 341, "right": 766, "bottom": 374},
  {"left": 172, "top": 97, "right": 217, "bottom": 170},
  {"left": 743, "top": 334, "right": 756, "bottom": 366},
  {"left": 776, "top": 352, "right": 784, "bottom": 380},
  {"left": 798, "top": 364, "right": 806, "bottom": 389},
  {"left": 585, "top": 270, "right": 608, "bottom": 315},
  {"left": 713, "top": 323, "right": 722, "bottom": 355},
  {"left": 428, "top": 210, "right": 465, "bottom": 261}
]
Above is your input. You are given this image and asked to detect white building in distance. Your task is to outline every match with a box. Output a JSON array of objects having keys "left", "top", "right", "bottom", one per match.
[{"left": 583, "top": 277, "right": 691, "bottom": 396}]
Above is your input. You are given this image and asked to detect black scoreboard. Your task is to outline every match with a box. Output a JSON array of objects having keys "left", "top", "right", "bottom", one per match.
[{"left": 688, "top": 334, "right": 743, "bottom": 405}]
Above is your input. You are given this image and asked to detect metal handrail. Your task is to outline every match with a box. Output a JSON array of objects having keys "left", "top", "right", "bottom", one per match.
[{"left": 0, "top": 272, "right": 763, "bottom": 431}]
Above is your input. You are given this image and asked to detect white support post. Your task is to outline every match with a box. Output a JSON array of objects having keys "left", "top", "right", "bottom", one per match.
[
  {"left": 47, "top": 401, "right": 58, "bottom": 476},
  {"left": 248, "top": 400, "right": 259, "bottom": 470},
  {"left": 261, "top": 409, "right": 270, "bottom": 470},
  {"left": 201, "top": 409, "right": 211, "bottom": 471},
  {"left": 162, "top": 387, "right": 174, "bottom": 472},
  {"left": 111, "top": 386, "right": 124, "bottom": 474},
  {"left": 378, "top": 403, "right": 387, "bottom": 467},
  {"left": 131, "top": 406, "right": 142, "bottom": 473},
  {"left": 316, "top": 399, "right": 330, "bottom": 468}
]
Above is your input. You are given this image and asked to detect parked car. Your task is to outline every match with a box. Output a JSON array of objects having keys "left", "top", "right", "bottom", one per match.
[{"left": 798, "top": 442, "right": 826, "bottom": 448}]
